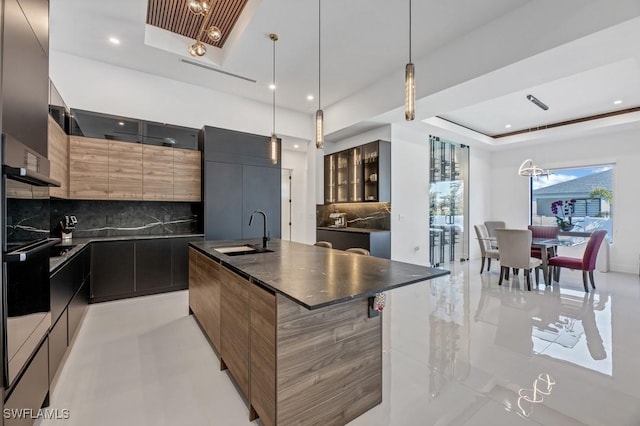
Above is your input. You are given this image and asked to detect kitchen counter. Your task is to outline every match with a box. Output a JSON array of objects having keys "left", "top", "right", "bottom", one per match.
[
  {"left": 190, "top": 238, "right": 448, "bottom": 310},
  {"left": 50, "top": 234, "right": 204, "bottom": 273},
  {"left": 189, "top": 238, "right": 449, "bottom": 425},
  {"left": 316, "top": 226, "right": 389, "bottom": 234}
]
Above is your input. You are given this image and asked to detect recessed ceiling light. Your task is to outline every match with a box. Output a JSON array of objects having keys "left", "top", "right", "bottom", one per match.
[
  {"left": 109, "top": 37, "right": 121, "bottom": 45},
  {"left": 269, "top": 83, "right": 276, "bottom": 90},
  {"left": 505, "top": 124, "right": 512, "bottom": 129},
  {"left": 613, "top": 99, "right": 622, "bottom": 105},
  {"left": 306, "top": 95, "right": 314, "bottom": 101},
  {"left": 118, "top": 121, "right": 125, "bottom": 126},
  {"left": 293, "top": 144, "right": 299, "bottom": 148}
]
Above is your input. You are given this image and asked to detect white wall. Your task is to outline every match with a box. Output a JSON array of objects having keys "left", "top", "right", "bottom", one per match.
[
  {"left": 389, "top": 125, "right": 430, "bottom": 266},
  {"left": 49, "top": 51, "right": 312, "bottom": 140},
  {"left": 282, "top": 146, "right": 314, "bottom": 244},
  {"left": 489, "top": 127, "right": 640, "bottom": 273},
  {"left": 468, "top": 147, "right": 492, "bottom": 260}
]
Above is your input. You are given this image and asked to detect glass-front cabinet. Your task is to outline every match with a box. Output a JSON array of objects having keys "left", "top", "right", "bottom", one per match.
[
  {"left": 323, "top": 140, "right": 390, "bottom": 204},
  {"left": 362, "top": 142, "right": 379, "bottom": 201}
]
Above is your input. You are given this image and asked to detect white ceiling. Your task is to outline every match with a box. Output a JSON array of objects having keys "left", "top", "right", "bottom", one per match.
[{"left": 50, "top": 0, "right": 640, "bottom": 145}]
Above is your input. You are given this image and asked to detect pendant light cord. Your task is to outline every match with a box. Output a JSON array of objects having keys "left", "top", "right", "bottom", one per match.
[
  {"left": 272, "top": 36, "right": 276, "bottom": 134},
  {"left": 318, "top": 0, "right": 321, "bottom": 110},
  {"left": 409, "top": 0, "right": 412, "bottom": 63}
]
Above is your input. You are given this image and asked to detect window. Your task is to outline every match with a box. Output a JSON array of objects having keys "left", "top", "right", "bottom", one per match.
[{"left": 531, "top": 165, "right": 613, "bottom": 241}]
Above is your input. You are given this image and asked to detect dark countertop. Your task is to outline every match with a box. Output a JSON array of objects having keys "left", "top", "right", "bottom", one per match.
[
  {"left": 317, "top": 226, "right": 390, "bottom": 234},
  {"left": 190, "top": 239, "right": 449, "bottom": 310},
  {"left": 49, "top": 234, "right": 204, "bottom": 274}
]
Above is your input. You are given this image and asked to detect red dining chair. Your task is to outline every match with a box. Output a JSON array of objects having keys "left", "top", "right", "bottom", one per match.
[
  {"left": 548, "top": 230, "right": 607, "bottom": 292},
  {"left": 528, "top": 225, "right": 560, "bottom": 259}
]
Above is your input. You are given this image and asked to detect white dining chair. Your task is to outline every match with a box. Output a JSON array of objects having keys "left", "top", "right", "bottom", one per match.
[
  {"left": 495, "top": 229, "right": 542, "bottom": 291},
  {"left": 474, "top": 224, "right": 499, "bottom": 273}
]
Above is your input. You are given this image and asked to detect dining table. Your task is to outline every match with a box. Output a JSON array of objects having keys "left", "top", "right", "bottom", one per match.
[{"left": 478, "top": 237, "right": 567, "bottom": 286}]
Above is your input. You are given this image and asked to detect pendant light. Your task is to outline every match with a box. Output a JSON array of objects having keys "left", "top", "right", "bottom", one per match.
[
  {"left": 315, "top": 0, "right": 324, "bottom": 149},
  {"left": 404, "top": 0, "right": 415, "bottom": 121},
  {"left": 269, "top": 33, "right": 279, "bottom": 165}
]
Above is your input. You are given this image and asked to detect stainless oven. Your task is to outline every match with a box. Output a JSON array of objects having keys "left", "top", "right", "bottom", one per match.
[{"left": 2, "top": 134, "right": 60, "bottom": 388}]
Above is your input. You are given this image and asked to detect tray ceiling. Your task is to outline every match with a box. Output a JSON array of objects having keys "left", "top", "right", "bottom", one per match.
[{"left": 146, "top": 0, "right": 248, "bottom": 48}]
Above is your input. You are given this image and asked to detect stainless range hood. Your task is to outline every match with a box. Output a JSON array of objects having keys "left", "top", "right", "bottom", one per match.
[{"left": 1, "top": 133, "right": 61, "bottom": 187}]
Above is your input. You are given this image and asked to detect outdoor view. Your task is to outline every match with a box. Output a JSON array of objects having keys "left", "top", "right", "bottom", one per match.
[{"left": 531, "top": 165, "right": 613, "bottom": 241}]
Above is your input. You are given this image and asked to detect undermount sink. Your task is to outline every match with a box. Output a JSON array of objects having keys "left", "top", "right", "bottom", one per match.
[{"left": 214, "top": 245, "right": 273, "bottom": 256}]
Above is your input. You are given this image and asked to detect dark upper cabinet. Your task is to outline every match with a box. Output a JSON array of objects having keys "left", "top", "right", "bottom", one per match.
[
  {"left": 1, "top": 0, "right": 49, "bottom": 156},
  {"left": 324, "top": 140, "right": 390, "bottom": 204},
  {"left": 205, "top": 161, "right": 243, "bottom": 240},
  {"left": 135, "top": 239, "right": 172, "bottom": 292},
  {"left": 201, "top": 126, "right": 281, "bottom": 241},
  {"left": 242, "top": 165, "right": 281, "bottom": 240},
  {"left": 69, "top": 109, "right": 199, "bottom": 150},
  {"left": 90, "top": 241, "right": 135, "bottom": 300}
]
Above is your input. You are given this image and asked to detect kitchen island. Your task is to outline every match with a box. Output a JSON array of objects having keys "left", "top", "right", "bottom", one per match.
[{"left": 189, "top": 239, "right": 449, "bottom": 425}]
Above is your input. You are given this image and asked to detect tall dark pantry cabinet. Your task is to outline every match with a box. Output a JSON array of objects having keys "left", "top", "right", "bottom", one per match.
[
  {"left": 200, "top": 126, "right": 282, "bottom": 241},
  {"left": 2, "top": 0, "right": 52, "bottom": 423}
]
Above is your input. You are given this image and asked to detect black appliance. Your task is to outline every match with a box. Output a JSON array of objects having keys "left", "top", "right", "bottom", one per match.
[{"left": 1, "top": 134, "right": 60, "bottom": 389}]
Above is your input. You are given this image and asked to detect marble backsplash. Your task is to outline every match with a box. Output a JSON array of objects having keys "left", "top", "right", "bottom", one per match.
[
  {"left": 317, "top": 202, "right": 391, "bottom": 230},
  {"left": 50, "top": 200, "right": 201, "bottom": 238}
]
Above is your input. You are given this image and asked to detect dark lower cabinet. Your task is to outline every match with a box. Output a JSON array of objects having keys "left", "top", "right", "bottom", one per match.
[
  {"left": 68, "top": 281, "right": 89, "bottom": 341},
  {"left": 48, "top": 246, "right": 91, "bottom": 386},
  {"left": 90, "top": 237, "right": 203, "bottom": 303},
  {"left": 4, "top": 338, "right": 49, "bottom": 426},
  {"left": 90, "top": 241, "right": 135, "bottom": 300},
  {"left": 135, "top": 239, "right": 172, "bottom": 292},
  {"left": 171, "top": 237, "right": 200, "bottom": 289},
  {"left": 50, "top": 252, "right": 82, "bottom": 324},
  {"left": 49, "top": 311, "right": 68, "bottom": 383},
  {"left": 316, "top": 228, "right": 391, "bottom": 259}
]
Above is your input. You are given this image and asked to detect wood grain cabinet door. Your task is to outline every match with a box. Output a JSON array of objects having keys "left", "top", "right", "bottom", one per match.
[
  {"left": 108, "top": 141, "right": 142, "bottom": 199},
  {"left": 143, "top": 145, "right": 174, "bottom": 200},
  {"left": 220, "top": 267, "right": 250, "bottom": 399},
  {"left": 69, "top": 136, "right": 109, "bottom": 200},
  {"left": 173, "top": 148, "right": 201, "bottom": 201},
  {"left": 48, "top": 116, "right": 69, "bottom": 198},
  {"left": 189, "top": 249, "right": 221, "bottom": 352}
]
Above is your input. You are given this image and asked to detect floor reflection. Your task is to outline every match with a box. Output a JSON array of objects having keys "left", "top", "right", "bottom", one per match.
[
  {"left": 475, "top": 274, "right": 612, "bottom": 375},
  {"left": 351, "top": 259, "right": 640, "bottom": 425}
]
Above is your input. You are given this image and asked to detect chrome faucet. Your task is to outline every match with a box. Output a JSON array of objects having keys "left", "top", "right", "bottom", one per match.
[{"left": 249, "top": 209, "right": 270, "bottom": 248}]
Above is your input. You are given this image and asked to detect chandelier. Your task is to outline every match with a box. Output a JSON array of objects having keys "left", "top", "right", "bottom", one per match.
[
  {"left": 187, "top": 0, "right": 222, "bottom": 57},
  {"left": 518, "top": 159, "right": 550, "bottom": 178}
]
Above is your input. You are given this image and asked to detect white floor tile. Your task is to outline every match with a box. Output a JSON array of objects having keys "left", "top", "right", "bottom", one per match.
[{"left": 37, "top": 260, "right": 640, "bottom": 425}]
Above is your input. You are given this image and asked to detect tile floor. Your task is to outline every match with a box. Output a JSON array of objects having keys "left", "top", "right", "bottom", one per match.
[{"left": 37, "top": 261, "right": 640, "bottom": 425}]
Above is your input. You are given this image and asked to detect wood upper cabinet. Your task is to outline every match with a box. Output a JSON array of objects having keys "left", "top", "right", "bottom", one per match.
[
  {"left": 48, "top": 115, "right": 69, "bottom": 198},
  {"left": 69, "top": 136, "right": 109, "bottom": 200},
  {"left": 173, "top": 148, "right": 201, "bottom": 201},
  {"left": 108, "top": 141, "right": 142, "bottom": 199},
  {"left": 143, "top": 145, "right": 174, "bottom": 200},
  {"left": 65, "top": 136, "right": 201, "bottom": 201}
]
